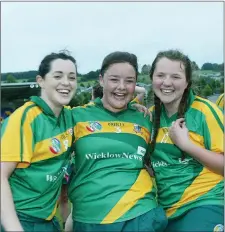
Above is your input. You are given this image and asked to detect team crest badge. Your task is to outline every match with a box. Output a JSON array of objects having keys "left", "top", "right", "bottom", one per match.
[
  {"left": 86, "top": 121, "right": 102, "bottom": 132},
  {"left": 213, "top": 224, "right": 224, "bottom": 232},
  {"left": 134, "top": 124, "right": 142, "bottom": 134},
  {"left": 115, "top": 126, "right": 122, "bottom": 133},
  {"left": 49, "top": 138, "right": 61, "bottom": 154}
]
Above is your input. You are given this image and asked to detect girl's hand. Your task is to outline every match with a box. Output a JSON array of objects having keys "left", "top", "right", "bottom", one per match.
[
  {"left": 169, "top": 118, "right": 190, "bottom": 150},
  {"left": 132, "top": 103, "right": 152, "bottom": 120}
]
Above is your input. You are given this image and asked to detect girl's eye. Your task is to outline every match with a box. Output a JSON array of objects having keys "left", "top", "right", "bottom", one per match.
[
  {"left": 54, "top": 76, "right": 61, "bottom": 79},
  {"left": 126, "top": 80, "right": 134, "bottom": 83},
  {"left": 69, "top": 76, "right": 76, "bottom": 80}
]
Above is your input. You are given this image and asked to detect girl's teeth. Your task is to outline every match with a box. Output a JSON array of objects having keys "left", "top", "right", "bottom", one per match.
[
  {"left": 162, "top": 90, "right": 173, "bottom": 93},
  {"left": 58, "top": 90, "right": 69, "bottom": 94}
]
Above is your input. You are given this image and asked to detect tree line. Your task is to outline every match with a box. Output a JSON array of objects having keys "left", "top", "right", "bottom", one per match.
[
  {"left": 140, "top": 62, "right": 223, "bottom": 75},
  {"left": 1, "top": 70, "right": 101, "bottom": 83},
  {"left": 1, "top": 61, "right": 224, "bottom": 107},
  {"left": 1, "top": 61, "right": 224, "bottom": 83}
]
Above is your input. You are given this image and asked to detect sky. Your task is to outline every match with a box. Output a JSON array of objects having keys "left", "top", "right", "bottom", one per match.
[{"left": 1, "top": 1, "right": 224, "bottom": 74}]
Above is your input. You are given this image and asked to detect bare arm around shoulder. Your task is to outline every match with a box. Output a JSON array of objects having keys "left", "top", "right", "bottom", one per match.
[
  {"left": 65, "top": 210, "right": 73, "bottom": 232},
  {"left": 135, "top": 86, "right": 147, "bottom": 103},
  {"left": 169, "top": 119, "right": 224, "bottom": 176},
  {"left": 1, "top": 162, "right": 24, "bottom": 231},
  {"left": 59, "top": 184, "right": 70, "bottom": 227}
]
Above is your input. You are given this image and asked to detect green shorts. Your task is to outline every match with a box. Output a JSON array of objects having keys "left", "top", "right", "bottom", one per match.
[
  {"left": 73, "top": 206, "right": 168, "bottom": 232},
  {"left": 1, "top": 212, "right": 61, "bottom": 232},
  {"left": 165, "top": 205, "right": 224, "bottom": 232}
]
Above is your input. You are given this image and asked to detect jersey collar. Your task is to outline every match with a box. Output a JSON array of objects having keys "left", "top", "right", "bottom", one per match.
[
  {"left": 161, "top": 89, "right": 196, "bottom": 123},
  {"left": 30, "top": 96, "right": 63, "bottom": 118},
  {"left": 187, "top": 89, "right": 196, "bottom": 108},
  {"left": 94, "top": 97, "right": 136, "bottom": 112}
]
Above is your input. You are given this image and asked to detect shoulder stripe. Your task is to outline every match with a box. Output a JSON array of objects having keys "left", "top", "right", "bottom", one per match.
[
  {"left": 72, "top": 101, "right": 96, "bottom": 110},
  {"left": 1, "top": 102, "right": 42, "bottom": 163},
  {"left": 20, "top": 104, "right": 37, "bottom": 162},
  {"left": 217, "top": 94, "right": 224, "bottom": 106},
  {"left": 192, "top": 97, "right": 223, "bottom": 152},
  {"left": 149, "top": 105, "right": 155, "bottom": 112},
  {"left": 131, "top": 97, "right": 140, "bottom": 104},
  {"left": 195, "top": 97, "right": 223, "bottom": 131}
]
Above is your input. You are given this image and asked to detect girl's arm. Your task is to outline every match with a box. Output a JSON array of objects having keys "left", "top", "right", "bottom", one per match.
[
  {"left": 1, "top": 162, "right": 24, "bottom": 231},
  {"left": 58, "top": 184, "right": 70, "bottom": 229},
  {"left": 135, "top": 86, "right": 147, "bottom": 104},
  {"left": 65, "top": 210, "right": 73, "bottom": 232},
  {"left": 169, "top": 118, "right": 224, "bottom": 176}
]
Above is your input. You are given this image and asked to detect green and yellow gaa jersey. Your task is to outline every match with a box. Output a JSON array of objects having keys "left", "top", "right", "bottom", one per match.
[
  {"left": 1, "top": 96, "right": 73, "bottom": 220},
  {"left": 150, "top": 90, "right": 224, "bottom": 219},
  {"left": 216, "top": 93, "right": 224, "bottom": 110},
  {"left": 68, "top": 98, "right": 157, "bottom": 224}
]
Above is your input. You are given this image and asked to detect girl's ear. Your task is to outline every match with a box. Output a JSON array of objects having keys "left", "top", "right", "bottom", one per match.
[
  {"left": 99, "top": 75, "right": 104, "bottom": 87},
  {"left": 36, "top": 75, "right": 45, "bottom": 89}
]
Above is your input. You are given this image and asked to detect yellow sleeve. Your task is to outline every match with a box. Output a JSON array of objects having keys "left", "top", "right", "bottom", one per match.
[
  {"left": 216, "top": 94, "right": 224, "bottom": 109},
  {"left": 202, "top": 102, "right": 224, "bottom": 153},
  {"left": 1, "top": 103, "right": 35, "bottom": 163},
  {"left": 148, "top": 105, "right": 155, "bottom": 112},
  {"left": 131, "top": 96, "right": 140, "bottom": 104}
]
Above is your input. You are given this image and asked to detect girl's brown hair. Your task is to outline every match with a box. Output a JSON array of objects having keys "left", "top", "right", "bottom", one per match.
[{"left": 144, "top": 49, "right": 192, "bottom": 167}]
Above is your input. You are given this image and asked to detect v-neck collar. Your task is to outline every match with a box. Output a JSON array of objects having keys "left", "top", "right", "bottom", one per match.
[
  {"left": 161, "top": 89, "right": 196, "bottom": 125},
  {"left": 161, "top": 105, "right": 177, "bottom": 124},
  {"left": 94, "top": 97, "right": 136, "bottom": 116},
  {"left": 30, "top": 96, "right": 64, "bottom": 119}
]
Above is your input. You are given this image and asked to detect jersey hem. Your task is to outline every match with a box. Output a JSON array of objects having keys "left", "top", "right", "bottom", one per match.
[
  {"left": 72, "top": 205, "right": 157, "bottom": 224},
  {"left": 167, "top": 200, "right": 224, "bottom": 219},
  {"left": 16, "top": 211, "right": 50, "bottom": 222}
]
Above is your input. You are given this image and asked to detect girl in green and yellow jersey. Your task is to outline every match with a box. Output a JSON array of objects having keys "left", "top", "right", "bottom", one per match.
[
  {"left": 66, "top": 51, "right": 168, "bottom": 232},
  {"left": 1, "top": 51, "right": 77, "bottom": 232},
  {"left": 147, "top": 50, "right": 224, "bottom": 232}
]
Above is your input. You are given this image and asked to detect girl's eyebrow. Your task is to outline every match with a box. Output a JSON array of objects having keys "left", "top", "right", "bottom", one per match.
[
  {"left": 54, "top": 71, "right": 76, "bottom": 74},
  {"left": 108, "top": 75, "right": 120, "bottom": 77},
  {"left": 126, "top": 76, "right": 136, "bottom": 79}
]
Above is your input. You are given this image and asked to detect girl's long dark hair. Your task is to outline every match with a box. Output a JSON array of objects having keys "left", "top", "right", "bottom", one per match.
[{"left": 144, "top": 49, "right": 193, "bottom": 169}]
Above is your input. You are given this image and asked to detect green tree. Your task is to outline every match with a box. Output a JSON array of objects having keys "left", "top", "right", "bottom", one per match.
[
  {"left": 199, "top": 77, "right": 206, "bottom": 86},
  {"left": 141, "top": 64, "right": 151, "bottom": 75},
  {"left": 208, "top": 78, "right": 216, "bottom": 92},
  {"left": 191, "top": 61, "right": 199, "bottom": 70},
  {"left": 201, "top": 63, "right": 213, "bottom": 70},
  {"left": 69, "top": 94, "right": 84, "bottom": 107},
  {"left": 215, "top": 80, "right": 221, "bottom": 92},
  {"left": 6, "top": 74, "right": 17, "bottom": 83},
  {"left": 201, "top": 84, "right": 213, "bottom": 97},
  {"left": 80, "top": 83, "right": 85, "bottom": 87},
  {"left": 145, "top": 88, "right": 154, "bottom": 108},
  {"left": 83, "top": 92, "right": 91, "bottom": 104},
  {"left": 220, "top": 83, "right": 224, "bottom": 94}
]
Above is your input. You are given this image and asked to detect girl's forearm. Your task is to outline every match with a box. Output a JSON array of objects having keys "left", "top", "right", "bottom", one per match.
[
  {"left": 1, "top": 177, "right": 24, "bottom": 231},
  {"left": 182, "top": 142, "right": 224, "bottom": 176}
]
